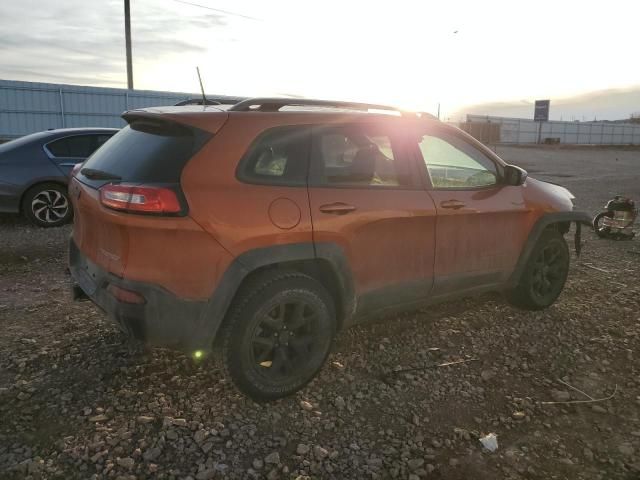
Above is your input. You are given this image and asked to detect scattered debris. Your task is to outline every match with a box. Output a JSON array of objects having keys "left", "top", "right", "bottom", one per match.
[
  {"left": 387, "top": 358, "right": 478, "bottom": 376},
  {"left": 479, "top": 433, "right": 499, "bottom": 452},
  {"left": 542, "top": 384, "right": 618, "bottom": 405},
  {"left": 557, "top": 378, "right": 595, "bottom": 401},
  {"left": 512, "top": 411, "right": 526, "bottom": 420},
  {"left": 581, "top": 263, "right": 610, "bottom": 274}
]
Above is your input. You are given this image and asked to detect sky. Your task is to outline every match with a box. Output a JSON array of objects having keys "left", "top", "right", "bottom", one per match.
[{"left": 1, "top": 0, "right": 639, "bottom": 120}]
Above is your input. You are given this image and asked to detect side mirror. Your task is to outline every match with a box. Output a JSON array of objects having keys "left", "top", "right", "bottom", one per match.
[{"left": 504, "top": 164, "right": 528, "bottom": 186}]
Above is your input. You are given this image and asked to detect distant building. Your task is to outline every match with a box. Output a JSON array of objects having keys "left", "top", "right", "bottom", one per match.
[{"left": 463, "top": 114, "right": 640, "bottom": 145}]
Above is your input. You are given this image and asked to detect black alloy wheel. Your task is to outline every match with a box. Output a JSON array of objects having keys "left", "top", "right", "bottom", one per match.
[
  {"left": 507, "top": 229, "right": 570, "bottom": 310},
  {"left": 250, "top": 301, "right": 319, "bottom": 380},
  {"left": 222, "top": 271, "right": 335, "bottom": 401},
  {"left": 529, "top": 241, "right": 568, "bottom": 303}
]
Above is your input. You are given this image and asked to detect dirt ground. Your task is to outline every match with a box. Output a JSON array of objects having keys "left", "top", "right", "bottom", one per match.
[{"left": 1, "top": 145, "right": 639, "bottom": 480}]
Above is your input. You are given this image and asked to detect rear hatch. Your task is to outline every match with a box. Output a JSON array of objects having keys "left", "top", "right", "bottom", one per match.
[{"left": 71, "top": 108, "right": 227, "bottom": 276}]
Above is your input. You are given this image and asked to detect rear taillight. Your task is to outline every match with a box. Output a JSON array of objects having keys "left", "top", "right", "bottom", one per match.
[{"left": 100, "top": 184, "right": 182, "bottom": 214}]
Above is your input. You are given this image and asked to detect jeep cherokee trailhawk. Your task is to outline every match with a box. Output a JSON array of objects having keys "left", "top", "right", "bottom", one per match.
[{"left": 69, "top": 98, "right": 590, "bottom": 400}]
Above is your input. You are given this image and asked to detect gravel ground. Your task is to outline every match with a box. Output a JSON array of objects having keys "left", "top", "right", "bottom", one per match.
[{"left": 1, "top": 145, "right": 639, "bottom": 480}]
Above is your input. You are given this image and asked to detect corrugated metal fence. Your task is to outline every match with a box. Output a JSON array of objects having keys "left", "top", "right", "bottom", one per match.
[
  {"left": 0, "top": 79, "right": 244, "bottom": 140},
  {"left": 466, "top": 114, "right": 640, "bottom": 145}
]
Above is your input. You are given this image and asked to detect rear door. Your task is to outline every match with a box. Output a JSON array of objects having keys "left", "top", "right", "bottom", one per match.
[
  {"left": 307, "top": 120, "right": 437, "bottom": 317},
  {"left": 46, "top": 133, "right": 113, "bottom": 176},
  {"left": 414, "top": 125, "right": 530, "bottom": 296}
]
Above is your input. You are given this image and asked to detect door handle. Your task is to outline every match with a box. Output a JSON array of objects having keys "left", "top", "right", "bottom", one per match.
[
  {"left": 440, "top": 200, "right": 466, "bottom": 210},
  {"left": 319, "top": 202, "right": 357, "bottom": 215}
]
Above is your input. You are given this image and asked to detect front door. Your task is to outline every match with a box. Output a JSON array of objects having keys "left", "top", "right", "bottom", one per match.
[
  {"left": 307, "top": 121, "right": 437, "bottom": 318},
  {"left": 415, "top": 126, "right": 530, "bottom": 296}
]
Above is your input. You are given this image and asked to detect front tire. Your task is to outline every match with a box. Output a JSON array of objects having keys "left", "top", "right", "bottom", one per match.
[
  {"left": 22, "top": 183, "right": 72, "bottom": 227},
  {"left": 222, "top": 271, "right": 336, "bottom": 401},
  {"left": 507, "top": 229, "right": 570, "bottom": 311}
]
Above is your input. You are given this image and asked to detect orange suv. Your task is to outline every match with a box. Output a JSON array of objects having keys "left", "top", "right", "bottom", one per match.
[{"left": 69, "top": 98, "right": 590, "bottom": 400}]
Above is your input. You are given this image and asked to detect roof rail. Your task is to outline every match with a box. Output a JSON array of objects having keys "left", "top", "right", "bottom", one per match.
[{"left": 228, "top": 97, "right": 438, "bottom": 119}]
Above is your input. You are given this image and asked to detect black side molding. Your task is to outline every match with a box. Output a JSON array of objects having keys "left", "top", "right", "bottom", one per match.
[{"left": 507, "top": 211, "right": 592, "bottom": 288}]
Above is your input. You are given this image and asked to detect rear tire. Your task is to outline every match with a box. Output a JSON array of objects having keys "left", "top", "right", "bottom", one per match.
[
  {"left": 507, "top": 229, "right": 570, "bottom": 311},
  {"left": 222, "top": 271, "right": 336, "bottom": 401},
  {"left": 22, "top": 183, "right": 73, "bottom": 228}
]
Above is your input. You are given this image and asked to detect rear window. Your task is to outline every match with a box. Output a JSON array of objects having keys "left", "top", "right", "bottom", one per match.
[
  {"left": 237, "top": 126, "right": 310, "bottom": 186},
  {"left": 78, "top": 121, "right": 204, "bottom": 187}
]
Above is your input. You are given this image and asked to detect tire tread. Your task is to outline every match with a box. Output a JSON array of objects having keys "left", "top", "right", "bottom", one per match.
[
  {"left": 507, "top": 229, "right": 569, "bottom": 311},
  {"left": 220, "top": 269, "right": 334, "bottom": 401}
]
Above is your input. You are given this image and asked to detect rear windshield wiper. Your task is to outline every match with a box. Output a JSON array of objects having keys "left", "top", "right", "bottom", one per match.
[{"left": 80, "top": 168, "right": 122, "bottom": 181}]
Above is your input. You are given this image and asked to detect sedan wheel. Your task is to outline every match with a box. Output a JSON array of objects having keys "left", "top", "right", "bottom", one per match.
[{"left": 22, "top": 183, "right": 73, "bottom": 227}]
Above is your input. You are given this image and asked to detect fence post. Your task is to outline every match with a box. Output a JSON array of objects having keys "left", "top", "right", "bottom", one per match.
[
  {"left": 58, "top": 88, "right": 66, "bottom": 128},
  {"left": 537, "top": 121, "right": 542, "bottom": 144}
]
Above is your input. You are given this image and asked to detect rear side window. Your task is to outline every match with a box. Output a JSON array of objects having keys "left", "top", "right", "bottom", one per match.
[
  {"left": 237, "top": 127, "right": 310, "bottom": 186},
  {"left": 310, "top": 124, "right": 412, "bottom": 188},
  {"left": 79, "top": 121, "right": 204, "bottom": 188},
  {"left": 47, "top": 134, "right": 99, "bottom": 158}
]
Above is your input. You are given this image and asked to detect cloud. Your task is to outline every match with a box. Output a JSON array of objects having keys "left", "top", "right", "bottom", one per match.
[
  {"left": 0, "top": 0, "right": 229, "bottom": 87},
  {"left": 0, "top": 67, "right": 121, "bottom": 86}
]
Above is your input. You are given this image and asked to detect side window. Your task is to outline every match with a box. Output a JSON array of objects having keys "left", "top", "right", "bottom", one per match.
[
  {"left": 66, "top": 135, "right": 97, "bottom": 157},
  {"left": 312, "top": 125, "right": 411, "bottom": 187},
  {"left": 238, "top": 127, "right": 309, "bottom": 185},
  {"left": 46, "top": 138, "right": 70, "bottom": 157},
  {"left": 419, "top": 133, "right": 498, "bottom": 188},
  {"left": 47, "top": 135, "right": 97, "bottom": 158},
  {"left": 95, "top": 134, "right": 114, "bottom": 150}
]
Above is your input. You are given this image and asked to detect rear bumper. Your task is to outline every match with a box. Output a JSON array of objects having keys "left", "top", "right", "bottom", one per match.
[{"left": 68, "top": 238, "right": 211, "bottom": 352}]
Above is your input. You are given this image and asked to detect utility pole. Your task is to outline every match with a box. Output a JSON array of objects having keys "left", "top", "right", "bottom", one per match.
[{"left": 124, "top": 0, "right": 133, "bottom": 89}]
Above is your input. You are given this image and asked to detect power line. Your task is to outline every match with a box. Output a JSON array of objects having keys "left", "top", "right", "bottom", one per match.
[{"left": 171, "top": 0, "right": 259, "bottom": 20}]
